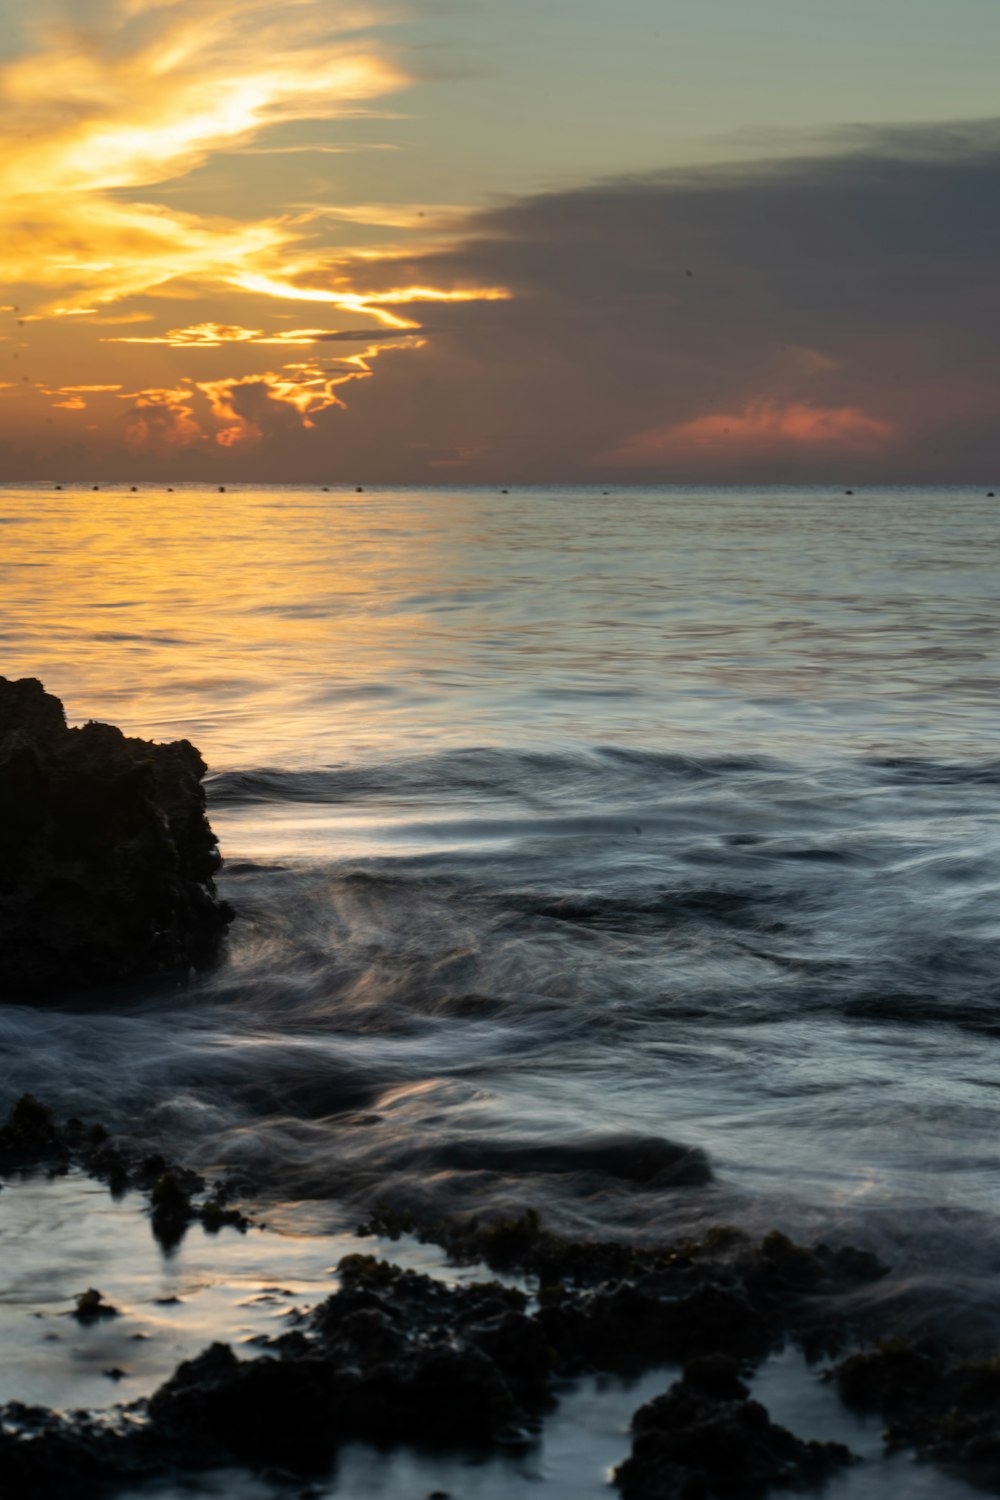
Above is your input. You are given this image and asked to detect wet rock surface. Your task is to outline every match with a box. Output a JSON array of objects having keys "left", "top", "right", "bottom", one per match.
[
  {"left": 0, "top": 1095, "right": 248, "bottom": 1241},
  {"left": 615, "top": 1354, "right": 852, "bottom": 1498},
  {"left": 361, "top": 1207, "right": 887, "bottom": 1360},
  {"left": 2, "top": 1099, "right": 999, "bottom": 1498},
  {"left": 0, "top": 1109, "right": 884, "bottom": 1498},
  {"left": 834, "top": 1339, "right": 1000, "bottom": 1489},
  {"left": 144, "top": 1257, "right": 548, "bottom": 1473},
  {"left": 0, "top": 1245, "right": 851, "bottom": 1499},
  {"left": 0, "top": 677, "right": 232, "bottom": 997}
]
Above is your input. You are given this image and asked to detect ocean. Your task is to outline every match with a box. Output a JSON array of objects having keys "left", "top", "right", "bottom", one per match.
[{"left": 1, "top": 483, "right": 999, "bottom": 1496}]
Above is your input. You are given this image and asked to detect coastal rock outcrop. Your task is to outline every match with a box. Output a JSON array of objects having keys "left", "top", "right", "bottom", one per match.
[
  {"left": 615, "top": 1355, "right": 852, "bottom": 1498},
  {"left": 0, "top": 677, "right": 232, "bottom": 998}
]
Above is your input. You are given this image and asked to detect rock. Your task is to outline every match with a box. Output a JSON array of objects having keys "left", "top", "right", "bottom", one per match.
[
  {"left": 308, "top": 1254, "right": 544, "bottom": 1438},
  {"left": 833, "top": 1340, "right": 1000, "bottom": 1488},
  {"left": 0, "top": 677, "right": 233, "bottom": 997},
  {"left": 150, "top": 1172, "right": 195, "bottom": 1249},
  {"left": 433, "top": 1134, "right": 712, "bottom": 1187},
  {"left": 0, "top": 1403, "right": 152, "bottom": 1499},
  {"left": 614, "top": 1356, "right": 852, "bottom": 1498},
  {"left": 4, "top": 1094, "right": 58, "bottom": 1150},
  {"left": 538, "top": 1279, "right": 771, "bottom": 1373},
  {"left": 73, "top": 1289, "right": 119, "bottom": 1324},
  {"left": 835, "top": 1337, "right": 942, "bottom": 1415},
  {"left": 148, "top": 1343, "right": 340, "bottom": 1470}
]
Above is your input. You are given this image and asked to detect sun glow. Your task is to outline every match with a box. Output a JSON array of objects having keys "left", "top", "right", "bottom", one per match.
[
  {"left": 0, "top": 0, "right": 507, "bottom": 454},
  {"left": 228, "top": 274, "right": 510, "bottom": 327}
]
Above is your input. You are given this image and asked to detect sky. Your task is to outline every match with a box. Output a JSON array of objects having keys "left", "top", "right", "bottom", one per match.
[{"left": 1, "top": 0, "right": 999, "bottom": 482}]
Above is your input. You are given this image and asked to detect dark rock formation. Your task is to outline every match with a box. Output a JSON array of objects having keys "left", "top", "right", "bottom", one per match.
[
  {"left": 143, "top": 1255, "right": 551, "bottom": 1470},
  {"left": 0, "top": 1256, "right": 552, "bottom": 1497},
  {"left": 615, "top": 1355, "right": 852, "bottom": 1498},
  {"left": 0, "top": 1107, "right": 913, "bottom": 1500},
  {"left": 835, "top": 1339, "right": 1000, "bottom": 1489},
  {"left": 0, "top": 677, "right": 232, "bottom": 997},
  {"left": 0, "top": 1162, "right": 909, "bottom": 1500}
]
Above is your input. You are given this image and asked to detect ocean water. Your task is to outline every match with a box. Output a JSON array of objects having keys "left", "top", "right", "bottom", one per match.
[{"left": 2, "top": 482, "right": 1000, "bottom": 1345}]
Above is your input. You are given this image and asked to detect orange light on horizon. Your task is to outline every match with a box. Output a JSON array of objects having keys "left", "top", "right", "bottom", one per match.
[{"left": 611, "top": 400, "right": 895, "bottom": 463}]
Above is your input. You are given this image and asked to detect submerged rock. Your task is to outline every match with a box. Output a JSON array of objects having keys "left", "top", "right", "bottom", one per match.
[
  {"left": 0, "top": 677, "right": 232, "bottom": 998},
  {"left": 73, "top": 1289, "right": 120, "bottom": 1324}
]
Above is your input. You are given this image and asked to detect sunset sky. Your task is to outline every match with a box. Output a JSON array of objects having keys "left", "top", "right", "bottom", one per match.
[{"left": 2, "top": 0, "right": 999, "bottom": 483}]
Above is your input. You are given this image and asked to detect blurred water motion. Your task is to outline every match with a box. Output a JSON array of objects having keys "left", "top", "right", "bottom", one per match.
[{"left": 2, "top": 484, "right": 1000, "bottom": 1333}]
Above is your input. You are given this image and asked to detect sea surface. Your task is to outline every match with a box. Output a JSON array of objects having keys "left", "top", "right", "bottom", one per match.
[{"left": 2, "top": 484, "right": 1000, "bottom": 1460}]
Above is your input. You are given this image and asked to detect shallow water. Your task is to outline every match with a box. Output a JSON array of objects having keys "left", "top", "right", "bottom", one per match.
[
  {"left": 2, "top": 1173, "right": 982, "bottom": 1498},
  {"left": 0, "top": 1172, "right": 482, "bottom": 1411},
  {"left": 3, "top": 484, "right": 1000, "bottom": 1354},
  {"left": 119, "top": 1351, "right": 981, "bottom": 1500}
]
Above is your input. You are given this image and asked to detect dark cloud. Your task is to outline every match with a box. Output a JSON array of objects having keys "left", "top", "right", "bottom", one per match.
[
  {"left": 4, "top": 118, "right": 1000, "bottom": 481},
  {"left": 312, "top": 117, "right": 1000, "bottom": 482}
]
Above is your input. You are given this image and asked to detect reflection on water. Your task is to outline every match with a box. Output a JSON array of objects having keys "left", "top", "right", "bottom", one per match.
[
  {"left": 0, "top": 1172, "right": 475, "bottom": 1410},
  {"left": 0, "top": 1175, "right": 986, "bottom": 1499},
  {"left": 2, "top": 484, "right": 997, "bottom": 766}
]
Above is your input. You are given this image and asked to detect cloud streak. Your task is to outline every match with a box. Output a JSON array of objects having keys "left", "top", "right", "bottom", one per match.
[{"left": 0, "top": 0, "right": 505, "bottom": 324}]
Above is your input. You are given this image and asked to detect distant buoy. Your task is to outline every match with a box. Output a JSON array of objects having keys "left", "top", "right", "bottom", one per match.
[
  {"left": 218, "top": 485, "right": 226, "bottom": 493},
  {"left": 54, "top": 484, "right": 62, "bottom": 491},
  {"left": 92, "top": 485, "right": 99, "bottom": 491},
  {"left": 130, "top": 485, "right": 138, "bottom": 492},
  {"left": 845, "top": 489, "right": 854, "bottom": 495},
  {"left": 167, "top": 487, "right": 174, "bottom": 493},
  {"left": 501, "top": 488, "right": 509, "bottom": 494},
  {"left": 356, "top": 486, "right": 364, "bottom": 493},
  {"left": 322, "top": 486, "right": 330, "bottom": 492},
  {"left": 988, "top": 491, "right": 995, "bottom": 498}
]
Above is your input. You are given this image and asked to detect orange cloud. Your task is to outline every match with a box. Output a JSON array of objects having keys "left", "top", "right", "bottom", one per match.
[
  {"left": 194, "top": 338, "right": 421, "bottom": 447},
  {"left": 0, "top": 1, "right": 409, "bottom": 312},
  {"left": 108, "top": 323, "right": 270, "bottom": 347},
  {"left": 0, "top": 0, "right": 511, "bottom": 454},
  {"left": 196, "top": 367, "right": 337, "bottom": 447},
  {"left": 0, "top": 2, "right": 509, "bottom": 334},
  {"left": 225, "top": 276, "right": 510, "bottom": 328},
  {"left": 103, "top": 322, "right": 398, "bottom": 347},
  {"left": 118, "top": 385, "right": 202, "bottom": 453},
  {"left": 612, "top": 400, "right": 894, "bottom": 462}
]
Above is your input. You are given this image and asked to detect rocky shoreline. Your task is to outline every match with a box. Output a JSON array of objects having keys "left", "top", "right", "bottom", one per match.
[
  {"left": 3, "top": 685, "right": 998, "bottom": 1497},
  {"left": 3, "top": 1096, "right": 1000, "bottom": 1499},
  {"left": 0, "top": 678, "right": 232, "bottom": 998}
]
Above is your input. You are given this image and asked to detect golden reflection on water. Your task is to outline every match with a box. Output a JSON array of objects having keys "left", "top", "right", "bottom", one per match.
[
  {"left": 2, "top": 483, "right": 998, "bottom": 773},
  {"left": 2, "top": 486, "right": 472, "bottom": 766}
]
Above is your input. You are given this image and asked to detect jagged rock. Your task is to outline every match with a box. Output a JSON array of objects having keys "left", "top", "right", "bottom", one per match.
[
  {"left": 834, "top": 1339, "right": 1000, "bottom": 1488},
  {"left": 614, "top": 1355, "right": 852, "bottom": 1498},
  {"left": 0, "top": 677, "right": 232, "bottom": 998}
]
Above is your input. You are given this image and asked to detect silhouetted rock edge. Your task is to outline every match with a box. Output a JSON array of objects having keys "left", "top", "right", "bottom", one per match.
[{"left": 0, "top": 677, "right": 233, "bottom": 998}]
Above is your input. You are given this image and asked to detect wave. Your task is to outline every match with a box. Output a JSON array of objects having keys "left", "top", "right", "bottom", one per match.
[{"left": 2, "top": 743, "right": 1000, "bottom": 1305}]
